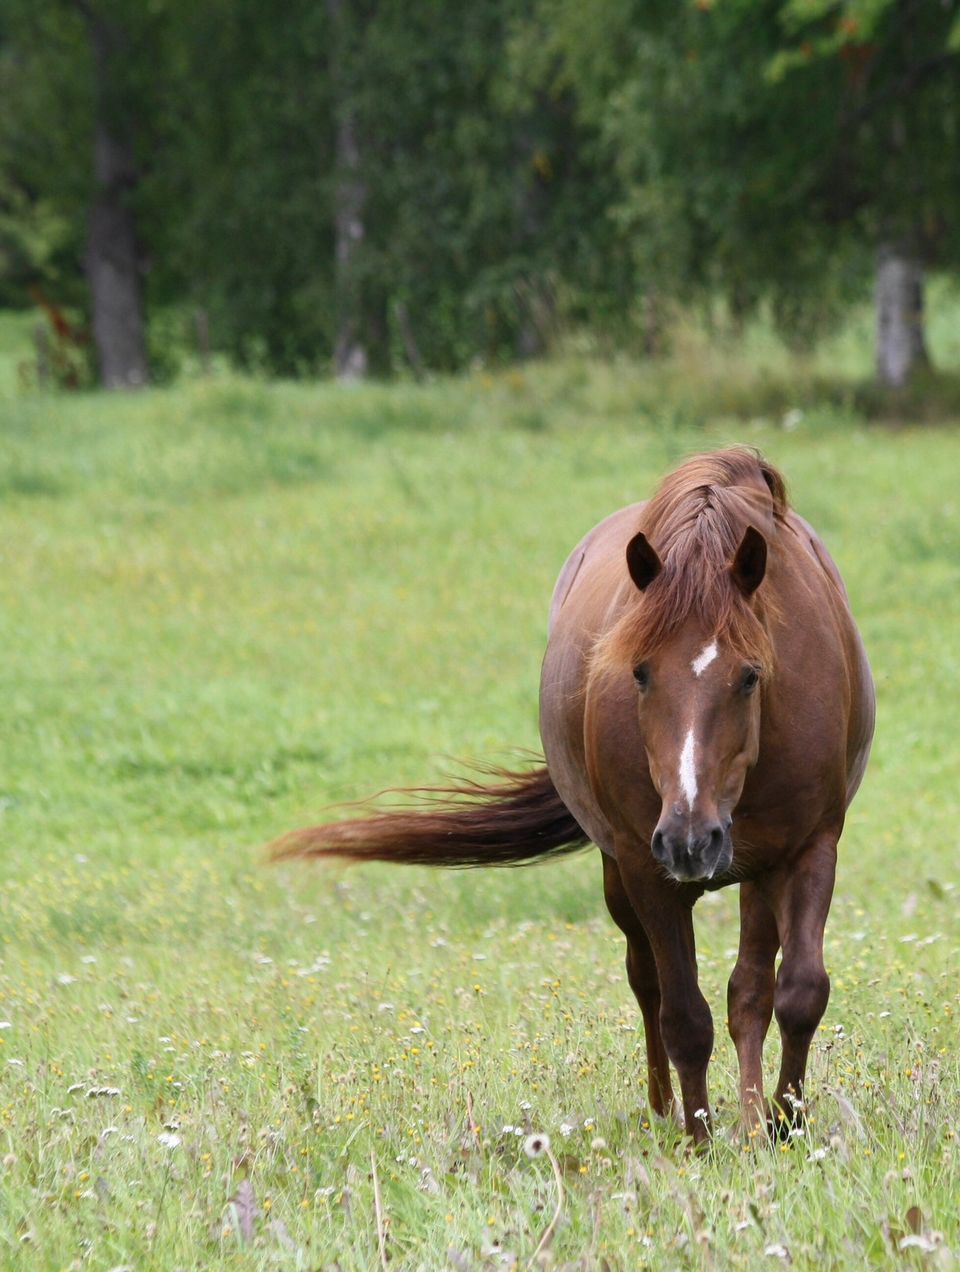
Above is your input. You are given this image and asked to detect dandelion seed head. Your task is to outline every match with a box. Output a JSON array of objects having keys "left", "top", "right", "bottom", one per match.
[
  {"left": 899, "top": 1236, "right": 937, "bottom": 1253},
  {"left": 523, "top": 1132, "right": 550, "bottom": 1158}
]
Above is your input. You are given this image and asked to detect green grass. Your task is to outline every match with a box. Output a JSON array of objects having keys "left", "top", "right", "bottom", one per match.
[{"left": 1, "top": 349, "right": 959, "bottom": 1269}]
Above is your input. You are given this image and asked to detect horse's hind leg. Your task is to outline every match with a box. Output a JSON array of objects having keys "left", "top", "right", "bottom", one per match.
[
  {"left": 727, "top": 883, "right": 779, "bottom": 1139},
  {"left": 601, "top": 853, "right": 675, "bottom": 1120}
]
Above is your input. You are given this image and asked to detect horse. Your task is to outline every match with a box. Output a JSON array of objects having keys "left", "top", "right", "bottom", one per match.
[{"left": 272, "top": 448, "right": 875, "bottom": 1143}]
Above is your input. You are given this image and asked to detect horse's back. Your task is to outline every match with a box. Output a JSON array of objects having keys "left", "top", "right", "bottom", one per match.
[{"left": 547, "top": 502, "right": 646, "bottom": 636}]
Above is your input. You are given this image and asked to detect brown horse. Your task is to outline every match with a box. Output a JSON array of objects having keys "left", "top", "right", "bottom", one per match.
[{"left": 273, "top": 448, "right": 875, "bottom": 1143}]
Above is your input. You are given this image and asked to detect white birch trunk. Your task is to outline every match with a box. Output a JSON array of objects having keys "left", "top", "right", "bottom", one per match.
[
  {"left": 875, "top": 242, "right": 929, "bottom": 389},
  {"left": 327, "top": 0, "right": 371, "bottom": 382},
  {"left": 332, "top": 108, "right": 368, "bottom": 381}
]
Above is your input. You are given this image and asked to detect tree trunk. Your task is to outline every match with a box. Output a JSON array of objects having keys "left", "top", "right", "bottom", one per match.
[
  {"left": 512, "top": 115, "right": 553, "bottom": 361},
  {"left": 331, "top": 104, "right": 369, "bottom": 381},
  {"left": 875, "top": 241, "right": 929, "bottom": 389},
  {"left": 326, "top": 0, "right": 387, "bottom": 381},
  {"left": 82, "top": 6, "right": 149, "bottom": 389}
]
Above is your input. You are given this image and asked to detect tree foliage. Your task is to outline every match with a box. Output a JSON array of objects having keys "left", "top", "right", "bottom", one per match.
[
  {"left": 0, "top": 0, "right": 958, "bottom": 381},
  {"left": 542, "top": 0, "right": 960, "bottom": 345}
]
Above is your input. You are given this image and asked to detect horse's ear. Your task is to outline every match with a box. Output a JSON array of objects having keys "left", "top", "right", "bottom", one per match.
[
  {"left": 730, "top": 525, "right": 767, "bottom": 596},
  {"left": 626, "top": 532, "right": 662, "bottom": 592}
]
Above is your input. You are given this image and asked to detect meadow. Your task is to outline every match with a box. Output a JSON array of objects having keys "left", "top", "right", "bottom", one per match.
[{"left": 1, "top": 312, "right": 959, "bottom": 1269}]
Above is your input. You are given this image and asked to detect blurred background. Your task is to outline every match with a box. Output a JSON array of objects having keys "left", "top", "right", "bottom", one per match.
[{"left": 1, "top": 0, "right": 958, "bottom": 398}]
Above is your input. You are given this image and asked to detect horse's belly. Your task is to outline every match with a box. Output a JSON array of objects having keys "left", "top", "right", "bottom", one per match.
[{"left": 540, "top": 640, "right": 616, "bottom": 857}]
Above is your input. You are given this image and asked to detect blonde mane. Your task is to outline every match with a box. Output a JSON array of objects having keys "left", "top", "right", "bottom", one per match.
[{"left": 591, "top": 448, "right": 788, "bottom": 677}]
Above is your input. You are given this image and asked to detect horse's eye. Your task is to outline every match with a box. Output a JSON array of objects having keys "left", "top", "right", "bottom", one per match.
[
  {"left": 633, "top": 663, "right": 650, "bottom": 691},
  {"left": 741, "top": 666, "right": 760, "bottom": 694}
]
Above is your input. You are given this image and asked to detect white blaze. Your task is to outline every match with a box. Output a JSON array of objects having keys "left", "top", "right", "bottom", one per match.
[
  {"left": 692, "top": 640, "right": 718, "bottom": 677},
  {"left": 679, "top": 729, "right": 698, "bottom": 809}
]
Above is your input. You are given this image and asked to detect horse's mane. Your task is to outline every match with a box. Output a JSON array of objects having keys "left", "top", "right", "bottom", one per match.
[{"left": 591, "top": 448, "right": 788, "bottom": 678}]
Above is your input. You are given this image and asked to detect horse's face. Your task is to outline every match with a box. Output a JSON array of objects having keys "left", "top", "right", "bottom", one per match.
[
  {"left": 626, "top": 526, "right": 767, "bottom": 883},
  {"left": 632, "top": 627, "right": 761, "bottom": 881}
]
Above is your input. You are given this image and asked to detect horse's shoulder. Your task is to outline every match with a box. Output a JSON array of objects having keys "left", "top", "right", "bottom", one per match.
[{"left": 548, "top": 502, "right": 646, "bottom": 635}]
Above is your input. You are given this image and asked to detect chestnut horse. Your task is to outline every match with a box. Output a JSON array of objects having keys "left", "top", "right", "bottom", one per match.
[{"left": 273, "top": 449, "right": 875, "bottom": 1142}]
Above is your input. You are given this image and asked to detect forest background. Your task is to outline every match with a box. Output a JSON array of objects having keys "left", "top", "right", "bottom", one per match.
[{"left": 2, "top": 0, "right": 959, "bottom": 394}]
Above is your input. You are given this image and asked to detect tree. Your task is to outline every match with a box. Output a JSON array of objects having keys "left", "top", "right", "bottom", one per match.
[
  {"left": 160, "top": 0, "right": 629, "bottom": 376},
  {"left": 1, "top": 0, "right": 637, "bottom": 379},
  {"left": 76, "top": 0, "right": 149, "bottom": 387},
  {"left": 540, "top": 0, "right": 960, "bottom": 386},
  {"left": 141, "top": 0, "right": 337, "bottom": 376},
  {"left": 9, "top": 0, "right": 954, "bottom": 387},
  {"left": 772, "top": 0, "right": 960, "bottom": 386},
  {"left": 326, "top": 0, "right": 389, "bottom": 381},
  {"left": 0, "top": 0, "right": 158, "bottom": 387}
]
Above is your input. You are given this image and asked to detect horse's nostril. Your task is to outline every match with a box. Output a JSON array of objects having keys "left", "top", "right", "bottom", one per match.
[
  {"left": 651, "top": 829, "right": 666, "bottom": 861},
  {"left": 709, "top": 825, "right": 724, "bottom": 855}
]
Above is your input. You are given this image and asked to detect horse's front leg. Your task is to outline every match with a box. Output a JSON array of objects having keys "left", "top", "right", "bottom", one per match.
[
  {"left": 765, "top": 836, "right": 838, "bottom": 1124},
  {"left": 601, "top": 853, "right": 676, "bottom": 1120},
  {"left": 617, "top": 851, "right": 714, "bottom": 1144},
  {"left": 727, "top": 882, "right": 779, "bottom": 1139}
]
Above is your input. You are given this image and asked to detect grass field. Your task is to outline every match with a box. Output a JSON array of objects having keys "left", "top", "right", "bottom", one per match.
[{"left": 1, "top": 330, "right": 959, "bottom": 1268}]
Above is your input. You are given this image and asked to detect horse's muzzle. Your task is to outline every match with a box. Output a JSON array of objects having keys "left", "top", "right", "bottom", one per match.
[{"left": 651, "top": 817, "right": 732, "bottom": 883}]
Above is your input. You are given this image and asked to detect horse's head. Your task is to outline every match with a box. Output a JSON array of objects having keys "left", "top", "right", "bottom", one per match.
[{"left": 625, "top": 525, "right": 768, "bottom": 883}]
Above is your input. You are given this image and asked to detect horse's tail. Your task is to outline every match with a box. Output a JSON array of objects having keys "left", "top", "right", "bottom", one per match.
[{"left": 269, "top": 764, "right": 590, "bottom": 869}]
